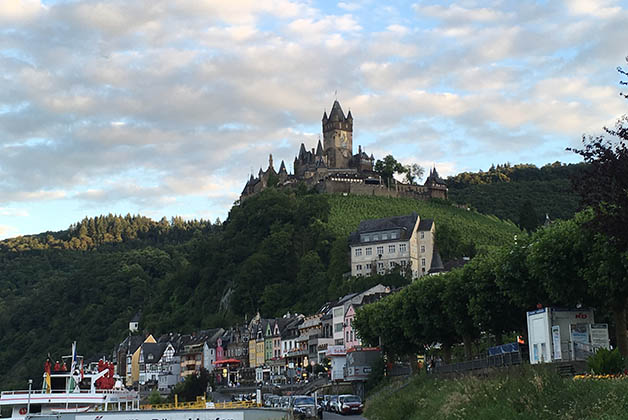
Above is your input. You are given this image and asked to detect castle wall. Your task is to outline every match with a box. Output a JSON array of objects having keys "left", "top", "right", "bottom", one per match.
[{"left": 318, "top": 180, "right": 448, "bottom": 200}]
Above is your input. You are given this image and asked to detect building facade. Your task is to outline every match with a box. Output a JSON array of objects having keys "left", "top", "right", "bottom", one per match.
[{"left": 349, "top": 213, "right": 440, "bottom": 278}]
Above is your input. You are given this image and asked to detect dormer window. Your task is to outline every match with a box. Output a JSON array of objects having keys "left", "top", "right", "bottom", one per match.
[{"left": 148, "top": 354, "right": 154, "bottom": 361}]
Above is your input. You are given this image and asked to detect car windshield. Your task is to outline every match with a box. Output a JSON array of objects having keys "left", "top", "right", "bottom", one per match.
[
  {"left": 294, "top": 397, "right": 314, "bottom": 405},
  {"left": 331, "top": 396, "right": 338, "bottom": 402},
  {"left": 341, "top": 396, "right": 361, "bottom": 403}
]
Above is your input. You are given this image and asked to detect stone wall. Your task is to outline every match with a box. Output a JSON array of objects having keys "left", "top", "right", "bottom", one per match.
[{"left": 317, "top": 180, "right": 448, "bottom": 200}]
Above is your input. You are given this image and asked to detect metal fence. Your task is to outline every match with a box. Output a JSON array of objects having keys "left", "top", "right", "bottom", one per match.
[{"left": 432, "top": 348, "right": 523, "bottom": 374}]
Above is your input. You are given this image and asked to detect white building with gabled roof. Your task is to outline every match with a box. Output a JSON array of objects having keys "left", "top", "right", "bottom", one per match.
[{"left": 349, "top": 212, "right": 440, "bottom": 278}]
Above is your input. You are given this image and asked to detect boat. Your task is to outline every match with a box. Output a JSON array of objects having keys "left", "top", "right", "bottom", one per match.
[{"left": 0, "top": 343, "right": 139, "bottom": 420}]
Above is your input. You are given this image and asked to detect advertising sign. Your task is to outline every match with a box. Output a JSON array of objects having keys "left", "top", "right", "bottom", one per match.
[
  {"left": 551, "top": 325, "right": 561, "bottom": 360},
  {"left": 590, "top": 324, "right": 610, "bottom": 349},
  {"left": 570, "top": 323, "right": 589, "bottom": 343}
]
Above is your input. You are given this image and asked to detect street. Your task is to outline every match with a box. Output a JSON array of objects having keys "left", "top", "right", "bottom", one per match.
[{"left": 323, "top": 412, "right": 367, "bottom": 420}]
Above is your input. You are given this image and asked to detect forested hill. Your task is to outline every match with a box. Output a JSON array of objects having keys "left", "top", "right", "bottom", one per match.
[
  {"left": 447, "top": 162, "right": 584, "bottom": 228},
  {"left": 0, "top": 189, "right": 519, "bottom": 390}
]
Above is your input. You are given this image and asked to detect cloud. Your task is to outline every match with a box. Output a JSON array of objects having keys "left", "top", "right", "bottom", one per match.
[
  {"left": 0, "top": 0, "right": 44, "bottom": 23},
  {"left": 0, "top": 224, "right": 19, "bottom": 239},
  {"left": 0, "top": 207, "right": 29, "bottom": 217},
  {"left": 338, "top": 2, "right": 362, "bottom": 12},
  {"left": 0, "top": 0, "right": 626, "bottom": 235},
  {"left": 566, "top": 0, "right": 621, "bottom": 17}
]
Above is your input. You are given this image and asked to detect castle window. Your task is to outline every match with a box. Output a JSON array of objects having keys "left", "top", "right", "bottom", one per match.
[
  {"left": 366, "top": 247, "right": 372, "bottom": 256},
  {"left": 401, "top": 260, "right": 407, "bottom": 267},
  {"left": 356, "top": 264, "right": 362, "bottom": 271},
  {"left": 421, "top": 245, "right": 425, "bottom": 253},
  {"left": 366, "top": 263, "right": 372, "bottom": 270},
  {"left": 376, "top": 246, "right": 384, "bottom": 255},
  {"left": 420, "top": 231, "right": 425, "bottom": 239},
  {"left": 399, "top": 243, "right": 407, "bottom": 253},
  {"left": 382, "top": 233, "right": 388, "bottom": 240},
  {"left": 377, "top": 262, "right": 384, "bottom": 269},
  {"left": 391, "top": 232, "right": 398, "bottom": 239},
  {"left": 354, "top": 248, "right": 362, "bottom": 257},
  {"left": 388, "top": 244, "right": 396, "bottom": 254},
  {"left": 421, "top": 258, "right": 426, "bottom": 267}
]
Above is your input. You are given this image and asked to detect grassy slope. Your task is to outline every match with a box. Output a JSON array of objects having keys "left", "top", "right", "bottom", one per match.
[
  {"left": 326, "top": 194, "right": 521, "bottom": 249},
  {"left": 365, "top": 366, "right": 628, "bottom": 420},
  {"left": 449, "top": 178, "right": 580, "bottom": 224}
]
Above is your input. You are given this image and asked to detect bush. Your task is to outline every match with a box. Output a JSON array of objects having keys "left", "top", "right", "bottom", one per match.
[
  {"left": 148, "top": 389, "right": 163, "bottom": 405},
  {"left": 587, "top": 348, "right": 625, "bottom": 375}
]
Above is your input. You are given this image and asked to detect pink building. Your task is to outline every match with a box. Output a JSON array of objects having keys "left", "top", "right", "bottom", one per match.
[
  {"left": 344, "top": 304, "right": 361, "bottom": 350},
  {"left": 216, "top": 337, "right": 224, "bottom": 362}
]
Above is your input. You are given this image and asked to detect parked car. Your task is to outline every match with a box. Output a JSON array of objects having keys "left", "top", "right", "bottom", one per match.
[
  {"left": 290, "top": 395, "right": 322, "bottom": 419},
  {"left": 322, "top": 395, "right": 332, "bottom": 411},
  {"left": 328, "top": 395, "right": 340, "bottom": 412},
  {"left": 279, "top": 396, "right": 291, "bottom": 408},
  {"left": 337, "top": 394, "right": 364, "bottom": 415}
]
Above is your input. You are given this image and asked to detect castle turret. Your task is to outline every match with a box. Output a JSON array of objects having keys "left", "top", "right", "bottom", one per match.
[
  {"left": 322, "top": 100, "right": 353, "bottom": 168},
  {"left": 316, "top": 139, "right": 323, "bottom": 156}
]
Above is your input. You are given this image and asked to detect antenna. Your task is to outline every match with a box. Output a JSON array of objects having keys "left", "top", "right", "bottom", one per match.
[{"left": 334, "top": 90, "right": 338, "bottom": 100}]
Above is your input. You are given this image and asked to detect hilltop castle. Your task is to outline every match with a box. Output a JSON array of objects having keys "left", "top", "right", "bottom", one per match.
[{"left": 240, "top": 100, "right": 447, "bottom": 201}]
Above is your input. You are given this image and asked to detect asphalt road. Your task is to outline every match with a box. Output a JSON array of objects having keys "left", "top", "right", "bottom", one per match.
[{"left": 323, "top": 411, "right": 367, "bottom": 420}]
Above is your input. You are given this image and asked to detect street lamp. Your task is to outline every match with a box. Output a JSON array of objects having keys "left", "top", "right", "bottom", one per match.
[{"left": 26, "top": 379, "right": 33, "bottom": 416}]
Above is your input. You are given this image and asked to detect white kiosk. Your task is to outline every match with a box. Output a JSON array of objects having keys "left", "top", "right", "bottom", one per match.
[{"left": 526, "top": 307, "right": 610, "bottom": 364}]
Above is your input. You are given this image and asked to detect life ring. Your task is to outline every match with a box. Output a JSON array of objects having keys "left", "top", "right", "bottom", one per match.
[{"left": 19, "top": 407, "right": 27, "bottom": 415}]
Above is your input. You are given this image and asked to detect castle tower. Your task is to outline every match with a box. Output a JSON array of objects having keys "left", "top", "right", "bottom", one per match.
[{"left": 322, "top": 100, "right": 353, "bottom": 168}]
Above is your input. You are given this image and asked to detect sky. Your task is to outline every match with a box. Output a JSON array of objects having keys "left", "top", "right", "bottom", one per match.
[{"left": 1, "top": 0, "right": 628, "bottom": 239}]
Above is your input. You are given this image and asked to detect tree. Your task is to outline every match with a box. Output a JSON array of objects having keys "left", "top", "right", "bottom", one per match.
[
  {"left": 518, "top": 200, "right": 539, "bottom": 232},
  {"left": 374, "top": 155, "right": 406, "bottom": 187},
  {"left": 404, "top": 163, "right": 425, "bottom": 185},
  {"left": 566, "top": 59, "right": 628, "bottom": 355}
]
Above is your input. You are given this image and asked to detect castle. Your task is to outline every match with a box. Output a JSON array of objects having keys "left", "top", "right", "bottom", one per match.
[{"left": 240, "top": 100, "right": 447, "bottom": 201}]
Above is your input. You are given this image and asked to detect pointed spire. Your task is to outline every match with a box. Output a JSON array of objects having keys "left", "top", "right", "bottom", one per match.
[
  {"left": 347, "top": 109, "right": 353, "bottom": 121},
  {"left": 298, "top": 143, "right": 307, "bottom": 159},
  {"left": 279, "top": 160, "right": 287, "bottom": 173},
  {"left": 258, "top": 167, "right": 263, "bottom": 178},
  {"left": 329, "top": 100, "right": 346, "bottom": 122},
  {"left": 322, "top": 110, "right": 328, "bottom": 123},
  {"left": 316, "top": 139, "right": 323, "bottom": 156},
  {"left": 268, "top": 153, "right": 274, "bottom": 170}
]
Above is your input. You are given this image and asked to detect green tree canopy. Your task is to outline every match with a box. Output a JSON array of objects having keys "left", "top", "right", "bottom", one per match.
[{"left": 375, "top": 155, "right": 406, "bottom": 187}]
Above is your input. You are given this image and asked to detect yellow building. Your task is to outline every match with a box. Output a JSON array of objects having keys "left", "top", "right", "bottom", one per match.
[
  {"left": 127, "top": 334, "right": 155, "bottom": 386},
  {"left": 248, "top": 339, "right": 257, "bottom": 367},
  {"left": 255, "top": 339, "right": 265, "bottom": 367}
]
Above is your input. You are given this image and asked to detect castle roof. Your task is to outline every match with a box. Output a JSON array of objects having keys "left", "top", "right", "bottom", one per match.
[
  {"left": 316, "top": 139, "right": 323, "bottom": 156},
  {"left": 329, "top": 100, "right": 346, "bottom": 122},
  {"left": 279, "top": 160, "right": 287, "bottom": 173},
  {"left": 425, "top": 166, "right": 445, "bottom": 185}
]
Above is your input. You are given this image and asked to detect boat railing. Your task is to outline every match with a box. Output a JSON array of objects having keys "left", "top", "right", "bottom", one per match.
[{"left": 1, "top": 389, "right": 134, "bottom": 396}]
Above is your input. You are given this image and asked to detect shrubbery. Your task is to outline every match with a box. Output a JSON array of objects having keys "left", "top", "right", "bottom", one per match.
[{"left": 587, "top": 348, "right": 625, "bottom": 375}]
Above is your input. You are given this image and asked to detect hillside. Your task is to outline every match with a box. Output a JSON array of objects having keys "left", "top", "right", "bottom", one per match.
[
  {"left": 0, "top": 189, "right": 520, "bottom": 390},
  {"left": 447, "top": 162, "right": 584, "bottom": 227},
  {"left": 327, "top": 194, "right": 519, "bottom": 259}
]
